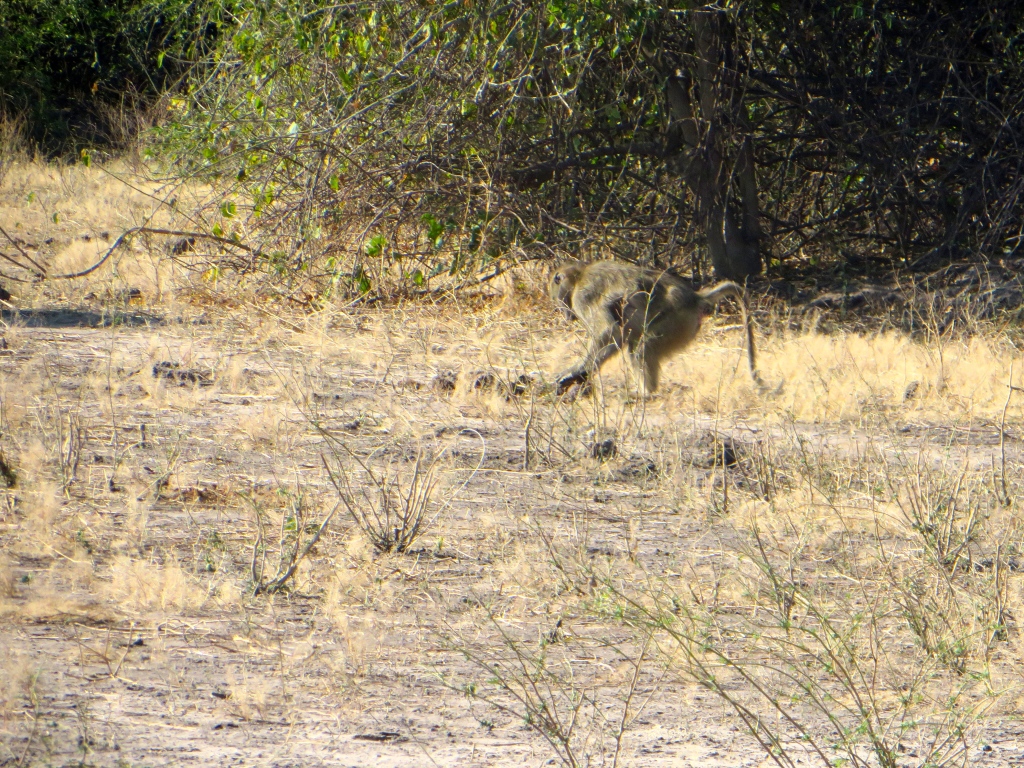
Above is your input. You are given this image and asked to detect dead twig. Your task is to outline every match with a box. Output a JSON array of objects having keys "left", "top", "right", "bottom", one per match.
[
  {"left": 49, "top": 227, "right": 261, "bottom": 280},
  {"left": 997, "top": 362, "right": 1018, "bottom": 506}
]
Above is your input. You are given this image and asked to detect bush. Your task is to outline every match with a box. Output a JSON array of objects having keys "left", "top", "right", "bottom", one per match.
[
  {"left": 0, "top": 0, "right": 225, "bottom": 151},
  {"left": 151, "top": 1, "right": 1024, "bottom": 297}
]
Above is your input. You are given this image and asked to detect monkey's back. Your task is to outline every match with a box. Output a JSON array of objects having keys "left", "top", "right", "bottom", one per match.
[{"left": 571, "top": 260, "right": 699, "bottom": 325}]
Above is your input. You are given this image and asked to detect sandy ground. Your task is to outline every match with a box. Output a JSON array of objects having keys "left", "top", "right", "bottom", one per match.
[
  {"left": 0, "top": 310, "right": 1021, "bottom": 767},
  {"left": 1, "top": 162, "right": 1024, "bottom": 767},
  {"left": 0, "top": 315, "right": 766, "bottom": 767}
]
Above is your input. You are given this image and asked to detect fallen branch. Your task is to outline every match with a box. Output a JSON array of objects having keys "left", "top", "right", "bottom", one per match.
[{"left": 49, "top": 227, "right": 260, "bottom": 280}]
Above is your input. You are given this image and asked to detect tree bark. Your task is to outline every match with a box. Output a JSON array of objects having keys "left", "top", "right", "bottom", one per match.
[{"left": 663, "top": 9, "right": 762, "bottom": 281}]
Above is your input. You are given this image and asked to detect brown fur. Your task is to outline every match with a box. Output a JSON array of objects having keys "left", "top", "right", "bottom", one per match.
[{"left": 549, "top": 260, "right": 759, "bottom": 394}]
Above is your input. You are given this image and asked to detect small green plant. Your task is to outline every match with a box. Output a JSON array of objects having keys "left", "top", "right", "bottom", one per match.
[
  {"left": 243, "top": 486, "right": 335, "bottom": 596},
  {"left": 442, "top": 600, "right": 651, "bottom": 768}
]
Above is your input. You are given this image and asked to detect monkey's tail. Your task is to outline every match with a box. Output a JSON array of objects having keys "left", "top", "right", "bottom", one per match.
[
  {"left": 699, "top": 281, "right": 760, "bottom": 385},
  {"left": 696, "top": 281, "right": 744, "bottom": 306},
  {"left": 744, "top": 304, "right": 760, "bottom": 384}
]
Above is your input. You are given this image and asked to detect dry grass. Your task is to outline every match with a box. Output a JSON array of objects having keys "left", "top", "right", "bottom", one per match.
[{"left": 0, "top": 158, "right": 1022, "bottom": 766}]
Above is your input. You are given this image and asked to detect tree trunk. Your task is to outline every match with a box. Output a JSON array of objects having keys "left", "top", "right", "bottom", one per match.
[{"left": 663, "top": 9, "right": 762, "bottom": 282}]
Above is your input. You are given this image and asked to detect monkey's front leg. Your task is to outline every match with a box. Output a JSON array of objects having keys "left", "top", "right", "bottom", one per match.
[{"left": 555, "top": 339, "right": 619, "bottom": 395}]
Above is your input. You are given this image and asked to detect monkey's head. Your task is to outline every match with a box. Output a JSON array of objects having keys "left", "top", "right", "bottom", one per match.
[{"left": 549, "top": 262, "right": 583, "bottom": 321}]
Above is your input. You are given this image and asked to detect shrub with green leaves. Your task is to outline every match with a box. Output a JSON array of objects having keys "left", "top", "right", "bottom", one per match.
[
  {"left": 0, "top": 0, "right": 225, "bottom": 150},
  {"left": 152, "top": 1, "right": 1024, "bottom": 297}
]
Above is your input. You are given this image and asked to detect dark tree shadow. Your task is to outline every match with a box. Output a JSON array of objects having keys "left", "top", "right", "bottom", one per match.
[{"left": 1, "top": 309, "right": 162, "bottom": 328}]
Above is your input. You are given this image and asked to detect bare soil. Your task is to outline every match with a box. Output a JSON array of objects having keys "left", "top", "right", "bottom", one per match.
[
  {"left": 2, "top": 162, "right": 1024, "bottom": 767},
  {"left": 1, "top": 307, "right": 1023, "bottom": 768}
]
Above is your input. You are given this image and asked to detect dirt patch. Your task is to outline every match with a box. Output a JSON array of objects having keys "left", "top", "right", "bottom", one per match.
[
  {"left": 2, "top": 161, "right": 1023, "bottom": 767},
  {"left": 0, "top": 312, "right": 1021, "bottom": 767}
]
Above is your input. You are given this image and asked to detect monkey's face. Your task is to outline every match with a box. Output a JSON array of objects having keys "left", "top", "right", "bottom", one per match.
[{"left": 549, "top": 264, "right": 582, "bottom": 321}]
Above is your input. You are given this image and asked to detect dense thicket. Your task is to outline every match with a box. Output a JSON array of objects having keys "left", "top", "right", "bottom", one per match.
[
  {"left": 0, "top": 0, "right": 222, "bottom": 150},
  {"left": 7, "top": 1, "right": 1024, "bottom": 291}
]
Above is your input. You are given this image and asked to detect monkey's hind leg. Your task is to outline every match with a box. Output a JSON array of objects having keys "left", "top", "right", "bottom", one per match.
[{"left": 638, "top": 346, "right": 662, "bottom": 395}]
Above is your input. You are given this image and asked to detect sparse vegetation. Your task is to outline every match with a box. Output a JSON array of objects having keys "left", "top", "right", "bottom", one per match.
[
  {"left": 1, "top": 2, "right": 1024, "bottom": 763},
  {"left": 323, "top": 445, "right": 439, "bottom": 555},
  {"left": 244, "top": 484, "right": 335, "bottom": 595},
  {"left": 1, "top": 156, "right": 1021, "bottom": 763}
]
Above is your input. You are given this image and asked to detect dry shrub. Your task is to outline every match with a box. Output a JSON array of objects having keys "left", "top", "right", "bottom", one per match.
[
  {"left": 326, "top": 449, "right": 440, "bottom": 554},
  {"left": 243, "top": 486, "right": 335, "bottom": 596}
]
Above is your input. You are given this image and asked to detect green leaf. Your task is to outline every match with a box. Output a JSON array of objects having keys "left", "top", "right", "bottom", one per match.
[
  {"left": 212, "top": 223, "right": 224, "bottom": 238},
  {"left": 421, "top": 213, "right": 445, "bottom": 248},
  {"left": 365, "top": 234, "right": 386, "bottom": 256},
  {"left": 329, "top": 175, "right": 340, "bottom": 192},
  {"left": 221, "top": 201, "right": 237, "bottom": 218}
]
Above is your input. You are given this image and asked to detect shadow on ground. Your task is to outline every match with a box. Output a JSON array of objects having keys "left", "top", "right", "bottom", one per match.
[{"left": 1, "top": 308, "right": 162, "bottom": 328}]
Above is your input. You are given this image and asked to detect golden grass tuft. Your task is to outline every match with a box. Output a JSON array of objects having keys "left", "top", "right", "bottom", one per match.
[
  {"left": 0, "top": 555, "right": 15, "bottom": 598},
  {"left": 653, "top": 327, "right": 1022, "bottom": 424},
  {"left": 106, "top": 554, "right": 208, "bottom": 616},
  {"left": 0, "top": 650, "right": 35, "bottom": 719}
]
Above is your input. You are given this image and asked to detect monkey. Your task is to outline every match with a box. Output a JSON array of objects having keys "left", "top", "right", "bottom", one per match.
[{"left": 549, "top": 260, "right": 759, "bottom": 395}]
